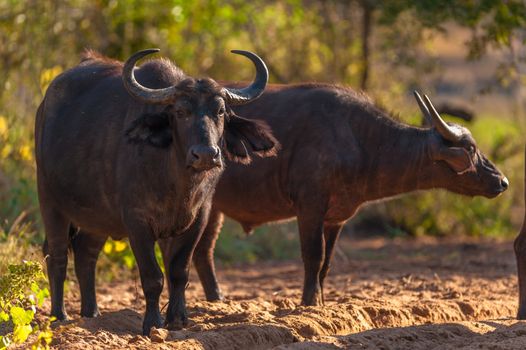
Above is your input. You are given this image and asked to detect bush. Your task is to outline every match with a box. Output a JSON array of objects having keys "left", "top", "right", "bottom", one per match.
[
  {"left": 215, "top": 219, "right": 300, "bottom": 265},
  {"left": 0, "top": 261, "right": 52, "bottom": 350}
]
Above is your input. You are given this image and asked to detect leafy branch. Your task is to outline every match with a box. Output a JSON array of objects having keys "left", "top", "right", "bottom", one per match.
[{"left": 0, "top": 261, "right": 52, "bottom": 350}]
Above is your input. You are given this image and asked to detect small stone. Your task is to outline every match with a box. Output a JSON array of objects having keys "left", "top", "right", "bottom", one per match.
[
  {"left": 128, "top": 335, "right": 145, "bottom": 344},
  {"left": 149, "top": 327, "right": 169, "bottom": 343}
]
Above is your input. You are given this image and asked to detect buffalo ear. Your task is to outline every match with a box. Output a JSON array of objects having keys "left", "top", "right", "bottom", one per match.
[
  {"left": 434, "top": 146, "right": 474, "bottom": 174},
  {"left": 125, "top": 112, "right": 173, "bottom": 148},
  {"left": 223, "top": 113, "right": 280, "bottom": 164}
]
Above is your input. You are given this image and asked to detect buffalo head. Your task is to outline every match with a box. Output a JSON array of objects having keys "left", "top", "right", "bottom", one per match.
[
  {"left": 123, "top": 49, "right": 278, "bottom": 172},
  {"left": 414, "top": 91, "right": 508, "bottom": 198}
]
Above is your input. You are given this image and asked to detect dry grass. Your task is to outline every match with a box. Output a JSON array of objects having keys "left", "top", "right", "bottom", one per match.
[{"left": 0, "top": 212, "right": 42, "bottom": 275}]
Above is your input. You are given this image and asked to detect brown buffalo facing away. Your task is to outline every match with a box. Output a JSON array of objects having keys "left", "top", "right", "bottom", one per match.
[
  {"left": 35, "top": 49, "right": 278, "bottom": 334},
  {"left": 175, "top": 85, "right": 509, "bottom": 306}
]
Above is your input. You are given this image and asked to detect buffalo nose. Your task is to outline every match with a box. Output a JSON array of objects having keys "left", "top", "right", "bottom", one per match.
[
  {"left": 500, "top": 176, "right": 509, "bottom": 190},
  {"left": 187, "top": 145, "right": 221, "bottom": 171}
]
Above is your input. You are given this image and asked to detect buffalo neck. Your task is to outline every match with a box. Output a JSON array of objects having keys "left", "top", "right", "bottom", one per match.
[{"left": 353, "top": 117, "right": 438, "bottom": 202}]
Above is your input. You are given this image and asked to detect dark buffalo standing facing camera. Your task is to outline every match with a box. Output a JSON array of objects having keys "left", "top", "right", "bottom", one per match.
[
  {"left": 35, "top": 49, "right": 278, "bottom": 334},
  {"left": 179, "top": 85, "right": 508, "bottom": 306}
]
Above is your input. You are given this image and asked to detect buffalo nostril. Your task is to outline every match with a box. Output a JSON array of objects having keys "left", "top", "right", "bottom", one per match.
[
  {"left": 212, "top": 146, "right": 221, "bottom": 160},
  {"left": 187, "top": 145, "right": 221, "bottom": 170},
  {"left": 501, "top": 177, "right": 509, "bottom": 189},
  {"left": 191, "top": 148, "right": 200, "bottom": 160}
]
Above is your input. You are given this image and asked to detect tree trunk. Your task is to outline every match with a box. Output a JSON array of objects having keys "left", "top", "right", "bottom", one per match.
[{"left": 360, "top": 0, "right": 373, "bottom": 91}]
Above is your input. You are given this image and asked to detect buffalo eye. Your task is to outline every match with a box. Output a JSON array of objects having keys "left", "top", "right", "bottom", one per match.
[
  {"left": 175, "top": 108, "right": 188, "bottom": 119},
  {"left": 468, "top": 145, "right": 476, "bottom": 155},
  {"left": 217, "top": 106, "right": 226, "bottom": 117}
]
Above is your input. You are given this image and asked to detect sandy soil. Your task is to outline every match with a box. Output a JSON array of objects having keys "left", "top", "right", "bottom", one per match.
[{"left": 40, "top": 237, "right": 524, "bottom": 349}]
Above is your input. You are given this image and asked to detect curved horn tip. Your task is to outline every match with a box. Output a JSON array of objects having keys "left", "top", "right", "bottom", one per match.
[
  {"left": 413, "top": 90, "right": 431, "bottom": 119},
  {"left": 229, "top": 50, "right": 266, "bottom": 64},
  {"left": 230, "top": 49, "right": 250, "bottom": 55},
  {"left": 423, "top": 94, "right": 441, "bottom": 114},
  {"left": 124, "top": 49, "right": 161, "bottom": 66},
  {"left": 222, "top": 49, "right": 269, "bottom": 106},
  {"left": 229, "top": 49, "right": 269, "bottom": 81},
  {"left": 422, "top": 93, "right": 463, "bottom": 141},
  {"left": 138, "top": 48, "right": 160, "bottom": 56},
  {"left": 123, "top": 48, "right": 179, "bottom": 104},
  {"left": 128, "top": 48, "right": 161, "bottom": 60},
  {"left": 423, "top": 94, "right": 433, "bottom": 103}
]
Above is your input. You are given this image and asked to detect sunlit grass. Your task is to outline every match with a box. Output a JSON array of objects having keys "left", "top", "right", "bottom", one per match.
[{"left": 0, "top": 212, "right": 41, "bottom": 276}]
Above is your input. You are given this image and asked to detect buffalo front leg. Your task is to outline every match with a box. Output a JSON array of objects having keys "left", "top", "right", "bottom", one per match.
[
  {"left": 319, "top": 223, "right": 344, "bottom": 304},
  {"left": 297, "top": 203, "right": 327, "bottom": 306},
  {"left": 126, "top": 220, "right": 164, "bottom": 335},
  {"left": 192, "top": 207, "right": 225, "bottom": 301},
  {"left": 71, "top": 230, "right": 107, "bottom": 318},
  {"left": 41, "top": 207, "right": 70, "bottom": 321},
  {"left": 515, "top": 224, "right": 526, "bottom": 319},
  {"left": 162, "top": 205, "right": 209, "bottom": 329}
]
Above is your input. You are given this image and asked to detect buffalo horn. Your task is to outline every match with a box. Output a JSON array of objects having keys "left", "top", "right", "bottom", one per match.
[
  {"left": 221, "top": 50, "right": 269, "bottom": 106},
  {"left": 123, "top": 49, "right": 179, "bottom": 104}
]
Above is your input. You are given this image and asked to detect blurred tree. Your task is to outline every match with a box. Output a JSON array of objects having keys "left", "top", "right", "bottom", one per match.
[{"left": 380, "top": 0, "right": 526, "bottom": 122}]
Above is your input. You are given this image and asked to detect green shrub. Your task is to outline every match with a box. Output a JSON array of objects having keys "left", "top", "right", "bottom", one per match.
[
  {"left": 215, "top": 219, "right": 300, "bottom": 265},
  {"left": 0, "top": 261, "right": 52, "bottom": 350},
  {"left": 0, "top": 113, "right": 39, "bottom": 233},
  {"left": 98, "top": 238, "right": 165, "bottom": 281}
]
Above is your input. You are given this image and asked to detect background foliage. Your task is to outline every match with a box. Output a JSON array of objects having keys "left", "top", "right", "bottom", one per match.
[{"left": 0, "top": 0, "right": 525, "bottom": 272}]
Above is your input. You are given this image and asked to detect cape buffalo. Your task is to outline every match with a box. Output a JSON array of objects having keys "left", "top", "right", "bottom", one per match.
[
  {"left": 35, "top": 49, "right": 278, "bottom": 334},
  {"left": 515, "top": 146, "right": 526, "bottom": 319},
  {"left": 175, "top": 85, "right": 508, "bottom": 306}
]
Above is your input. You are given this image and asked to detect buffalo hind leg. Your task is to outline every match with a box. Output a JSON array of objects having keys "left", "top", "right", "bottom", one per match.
[
  {"left": 319, "top": 223, "right": 344, "bottom": 304},
  {"left": 41, "top": 206, "right": 70, "bottom": 321},
  {"left": 297, "top": 201, "right": 327, "bottom": 306},
  {"left": 192, "top": 208, "right": 224, "bottom": 301},
  {"left": 162, "top": 205, "right": 210, "bottom": 330},
  {"left": 125, "top": 218, "right": 164, "bottom": 335},
  {"left": 71, "top": 230, "right": 107, "bottom": 318},
  {"left": 515, "top": 224, "right": 526, "bottom": 319}
]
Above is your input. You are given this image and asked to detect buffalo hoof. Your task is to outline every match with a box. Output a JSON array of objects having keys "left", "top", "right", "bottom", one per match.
[
  {"left": 51, "top": 310, "right": 69, "bottom": 322},
  {"left": 301, "top": 291, "right": 323, "bottom": 306},
  {"left": 301, "top": 300, "right": 323, "bottom": 307},
  {"left": 165, "top": 317, "right": 189, "bottom": 331},
  {"left": 164, "top": 302, "right": 189, "bottom": 331},
  {"left": 301, "top": 295, "right": 324, "bottom": 307},
  {"left": 143, "top": 311, "right": 163, "bottom": 336},
  {"left": 80, "top": 308, "right": 101, "bottom": 318},
  {"left": 205, "top": 291, "right": 224, "bottom": 302}
]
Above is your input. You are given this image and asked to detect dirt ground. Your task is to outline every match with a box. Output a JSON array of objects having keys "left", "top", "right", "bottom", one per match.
[{"left": 40, "top": 236, "right": 525, "bottom": 349}]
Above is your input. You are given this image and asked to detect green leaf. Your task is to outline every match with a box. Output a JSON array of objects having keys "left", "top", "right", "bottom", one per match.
[
  {"left": 36, "top": 288, "right": 49, "bottom": 307},
  {"left": 30, "top": 282, "right": 40, "bottom": 294},
  {"left": 10, "top": 306, "right": 34, "bottom": 326},
  {"left": 13, "top": 324, "right": 32, "bottom": 343},
  {"left": 0, "top": 310, "right": 9, "bottom": 322},
  {"left": 123, "top": 255, "right": 135, "bottom": 270},
  {"left": 32, "top": 328, "right": 53, "bottom": 349}
]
